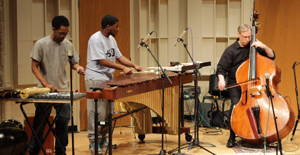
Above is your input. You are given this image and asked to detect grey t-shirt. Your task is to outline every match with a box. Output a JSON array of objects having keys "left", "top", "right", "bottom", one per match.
[
  {"left": 30, "top": 36, "right": 79, "bottom": 89},
  {"left": 85, "top": 31, "right": 122, "bottom": 81}
]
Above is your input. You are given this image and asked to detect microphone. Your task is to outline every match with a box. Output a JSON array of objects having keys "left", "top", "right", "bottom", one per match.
[
  {"left": 174, "top": 28, "right": 188, "bottom": 46},
  {"left": 265, "top": 73, "right": 271, "bottom": 96},
  {"left": 67, "top": 44, "right": 73, "bottom": 58},
  {"left": 136, "top": 31, "right": 154, "bottom": 49}
]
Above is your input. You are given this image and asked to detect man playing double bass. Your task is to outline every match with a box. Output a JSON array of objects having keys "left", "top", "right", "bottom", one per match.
[{"left": 216, "top": 23, "right": 275, "bottom": 148}]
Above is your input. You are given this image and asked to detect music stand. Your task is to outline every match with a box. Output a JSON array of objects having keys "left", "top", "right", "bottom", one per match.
[
  {"left": 168, "top": 38, "right": 215, "bottom": 155},
  {"left": 140, "top": 41, "right": 172, "bottom": 155},
  {"left": 168, "top": 65, "right": 215, "bottom": 155},
  {"left": 166, "top": 65, "right": 195, "bottom": 155}
]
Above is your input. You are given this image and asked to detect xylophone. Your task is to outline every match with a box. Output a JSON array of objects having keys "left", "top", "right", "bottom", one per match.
[{"left": 0, "top": 88, "right": 86, "bottom": 155}]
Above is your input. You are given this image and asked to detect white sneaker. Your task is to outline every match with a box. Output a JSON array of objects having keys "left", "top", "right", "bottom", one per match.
[
  {"left": 99, "top": 138, "right": 117, "bottom": 149},
  {"left": 89, "top": 143, "right": 102, "bottom": 154},
  {"left": 99, "top": 138, "right": 109, "bottom": 148}
]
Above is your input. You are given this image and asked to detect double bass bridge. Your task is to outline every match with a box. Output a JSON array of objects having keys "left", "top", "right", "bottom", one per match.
[{"left": 248, "top": 88, "right": 261, "bottom": 96}]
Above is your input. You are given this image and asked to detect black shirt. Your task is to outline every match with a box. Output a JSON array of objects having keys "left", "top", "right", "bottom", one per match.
[{"left": 216, "top": 39, "right": 275, "bottom": 85}]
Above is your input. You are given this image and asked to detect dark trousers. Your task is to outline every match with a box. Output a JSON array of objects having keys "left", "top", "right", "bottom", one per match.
[
  {"left": 28, "top": 103, "right": 70, "bottom": 155},
  {"left": 228, "top": 87, "right": 241, "bottom": 130}
]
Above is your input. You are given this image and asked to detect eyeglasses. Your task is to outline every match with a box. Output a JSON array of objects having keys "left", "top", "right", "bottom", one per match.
[
  {"left": 56, "top": 29, "right": 70, "bottom": 37},
  {"left": 241, "top": 35, "right": 251, "bottom": 39}
]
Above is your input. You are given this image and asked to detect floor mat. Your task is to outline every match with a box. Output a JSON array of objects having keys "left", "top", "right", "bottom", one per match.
[{"left": 232, "top": 140, "right": 282, "bottom": 154}]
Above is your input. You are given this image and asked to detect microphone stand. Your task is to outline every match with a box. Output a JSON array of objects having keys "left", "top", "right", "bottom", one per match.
[
  {"left": 178, "top": 38, "right": 203, "bottom": 80},
  {"left": 265, "top": 77, "right": 283, "bottom": 155},
  {"left": 168, "top": 38, "right": 215, "bottom": 155},
  {"left": 140, "top": 41, "right": 172, "bottom": 155},
  {"left": 68, "top": 56, "right": 75, "bottom": 155},
  {"left": 291, "top": 61, "right": 300, "bottom": 141}
]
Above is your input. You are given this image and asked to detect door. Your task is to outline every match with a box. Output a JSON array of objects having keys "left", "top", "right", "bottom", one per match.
[{"left": 79, "top": 0, "right": 130, "bottom": 131}]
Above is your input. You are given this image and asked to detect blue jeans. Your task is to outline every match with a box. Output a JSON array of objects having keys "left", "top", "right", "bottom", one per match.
[{"left": 28, "top": 103, "right": 70, "bottom": 155}]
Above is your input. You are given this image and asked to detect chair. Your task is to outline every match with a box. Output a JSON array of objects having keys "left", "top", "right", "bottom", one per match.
[{"left": 202, "top": 73, "right": 230, "bottom": 128}]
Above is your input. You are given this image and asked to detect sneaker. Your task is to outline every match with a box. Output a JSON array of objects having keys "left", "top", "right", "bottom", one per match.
[
  {"left": 99, "top": 138, "right": 109, "bottom": 147},
  {"left": 89, "top": 143, "right": 102, "bottom": 154},
  {"left": 99, "top": 138, "right": 117, "bottom": 149}
]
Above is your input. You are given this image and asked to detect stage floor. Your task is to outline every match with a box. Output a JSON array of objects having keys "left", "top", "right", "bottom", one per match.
[{"left": 66, "top": 121, "right": 300, "bottom": 155}]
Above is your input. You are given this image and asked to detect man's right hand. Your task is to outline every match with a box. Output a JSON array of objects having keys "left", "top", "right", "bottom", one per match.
[
  {"left": 123, "top": 67, "right": 134, "bottom": 75},
  {"left": 45, "top": 84, "right": 57, "bottom": 92},
  {"left": 218, "top": 80, "right": 226, "bottom": 91},
  {"left": 218, "top": 74, "right": 226, "bottom": 91}
]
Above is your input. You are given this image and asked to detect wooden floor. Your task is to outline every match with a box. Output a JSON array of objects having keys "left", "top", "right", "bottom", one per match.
[{"left": 66, "top": 122, "right": 300, "bottom": 155}]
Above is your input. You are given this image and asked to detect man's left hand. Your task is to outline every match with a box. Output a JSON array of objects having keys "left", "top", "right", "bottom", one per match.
[
  {"left": 134, "top": 65, "right": 144, "bottom": 72},
  {"left": 77, "top": 66, "right": 85, "bottom": 75},
  {"left": 251, "top": 39, "right": 266, "bottom": 49}
]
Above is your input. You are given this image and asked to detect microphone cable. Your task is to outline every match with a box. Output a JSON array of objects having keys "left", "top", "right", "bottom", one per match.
[{"left": 187, "top": 27, "right": 194, "bottom": 62}]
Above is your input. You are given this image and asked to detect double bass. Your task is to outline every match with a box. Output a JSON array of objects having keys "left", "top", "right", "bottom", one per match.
[{"left": 230, "top": 5, "right": 295, "bottom": 144}]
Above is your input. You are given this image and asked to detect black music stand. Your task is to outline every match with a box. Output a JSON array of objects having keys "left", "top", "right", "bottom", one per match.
[
  {"left": 291, "top": 61, "right": 300, "bottom": 141},
  {"left": 140, "top": 41, "right": 172, "bottom": 155},
  {"left": 168, "top": 68, "right": 215, "bottom": 155},
  {"left": 169, "top": 37, "right": 215, "bottom": 155},
  {"left": 166, "top": 65, "right": 195, "bottom": 155}
]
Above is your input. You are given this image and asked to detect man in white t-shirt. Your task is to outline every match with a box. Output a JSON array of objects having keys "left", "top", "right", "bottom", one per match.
[
  {"left": 85, "top": 14, "right": 143, "bottom": 154},
  {"left": 29, "top": 15, "right": 85, "bottom": 155}
]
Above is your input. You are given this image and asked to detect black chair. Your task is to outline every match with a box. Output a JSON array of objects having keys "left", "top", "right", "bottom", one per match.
[
  {"left": 208, "top": 73, "right": 229, "bottom": 98},
  {"left": 202, "top": 73, "right": 230, "bottom": 128}
]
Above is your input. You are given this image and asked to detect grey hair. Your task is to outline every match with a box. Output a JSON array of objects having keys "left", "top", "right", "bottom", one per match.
[{"left": 237, "top": 24, "right": 251, "bottom": 34}]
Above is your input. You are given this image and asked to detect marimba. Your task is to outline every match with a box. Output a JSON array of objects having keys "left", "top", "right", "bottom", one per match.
[
  {"left": 86, "top": 71, "right": 193, "bottom": 155},
  {"left": 87, "top": 71, "right": 193, "bottom": 135}
]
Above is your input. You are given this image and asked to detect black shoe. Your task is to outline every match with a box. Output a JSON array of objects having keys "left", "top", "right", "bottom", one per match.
[
  {"left": 226, "top": 137, "right": 235, "bottom": 148},
  {"left": 226, "top": 129, "right": 235, "bottom": 148}
]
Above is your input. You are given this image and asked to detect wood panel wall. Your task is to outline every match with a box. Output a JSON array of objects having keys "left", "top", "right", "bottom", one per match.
[
  {"left": 256, "top": 0, "right": 300, "bottom": 116},
  {"left": 77, "top": 0, "right": 300, "bottom": 130},
  {"left": 79, "top": 0, "right": 130, "bottom": 130}
]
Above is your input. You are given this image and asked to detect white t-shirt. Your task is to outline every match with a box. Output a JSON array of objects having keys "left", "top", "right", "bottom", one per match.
[
  {"left": 30, "top": 36, "right": 79, "bottom": 89},
  {"left": 85, "top": 31, "right": 122, "bottom": 81}
]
